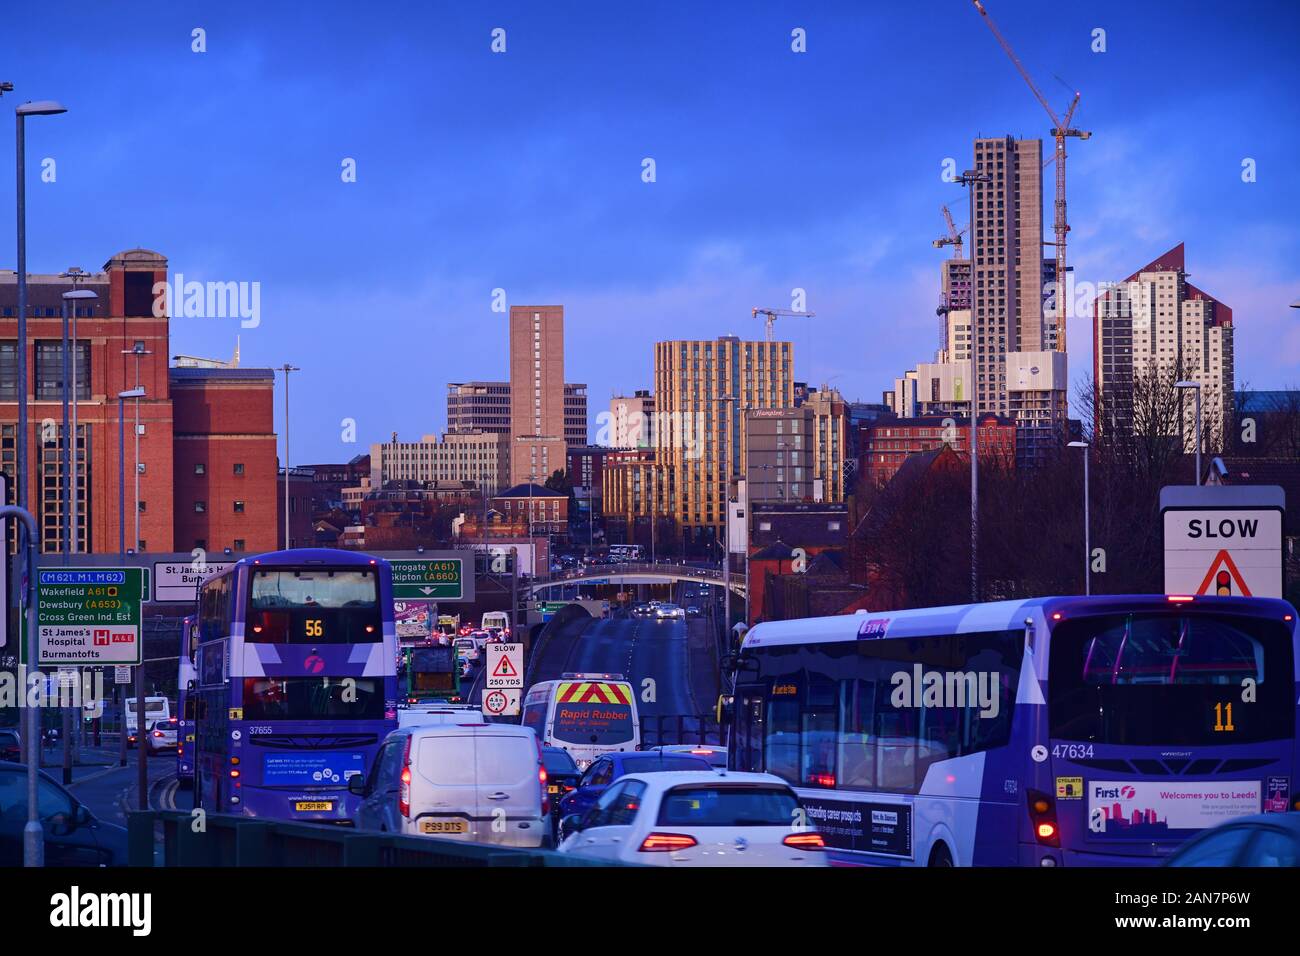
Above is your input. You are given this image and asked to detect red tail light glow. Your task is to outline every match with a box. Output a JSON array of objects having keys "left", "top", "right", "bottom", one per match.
[
  {"left": 1167, "top": 595, "right": 1195, "bottom": 603},
  {"left": 807, "top": 773, "right": 836, "bottom": 787},
  {"left": 783, "top": 832, "right": 826, "bottom": 849},
  {"left": 399, "top": 736, "right": 413, "bottom": 818},
  {"left": 639, "top": 832, "right": 698, "bottom": 852}
]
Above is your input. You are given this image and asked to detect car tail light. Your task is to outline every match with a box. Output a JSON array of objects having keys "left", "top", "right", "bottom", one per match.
[
  {"left": 639, "top": 832, "right": 698, "bottom": 852},
  {"left": 152, "top": 730, "right": 163, "bottom": 738},
  {"left": 783, "top": 832, "right": 826, "bottom": 850},
  {"left": 399, "top": 736, "right": 413, "bottom": 818},
  {"left": 1027, "top": 789, "right": 1060, "bottom": 847}
]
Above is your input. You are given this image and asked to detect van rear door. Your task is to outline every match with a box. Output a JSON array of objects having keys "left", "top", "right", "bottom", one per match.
[
  {"left": 471, "top": 730, "right": 545, "bottom": 846},
  {"left": 412, "top": 734, "right": 479, "bottom": 838}
]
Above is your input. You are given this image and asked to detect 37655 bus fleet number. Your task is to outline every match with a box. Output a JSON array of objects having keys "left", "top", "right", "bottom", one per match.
[
  {"left": 247, "top": 726, "right": 273, "bottom": 735},
  {"left": 1052, "top": 744, "right": 1094, "bottom": 760}
]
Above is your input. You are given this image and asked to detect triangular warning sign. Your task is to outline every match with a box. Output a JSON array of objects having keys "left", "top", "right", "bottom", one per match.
[
  {"left": 491, "top": 654, "right": 518, "bottom": 678},
  {"left": 1194, "top": 549, "right": 1252, "bottom": 597}
]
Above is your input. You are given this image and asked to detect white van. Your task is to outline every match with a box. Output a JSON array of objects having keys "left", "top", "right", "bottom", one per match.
[
  {"left": 480, "top": 611, "right": 510, "bottom": 636},
  {"left": 125, "top": 696, "right": 171, "bottom": 746},
  {"left": 521, "top": 673, "right": 639, "bottom": 771},
  {"left": 351, "top": 722, "right": 550, "bottom": 847}
]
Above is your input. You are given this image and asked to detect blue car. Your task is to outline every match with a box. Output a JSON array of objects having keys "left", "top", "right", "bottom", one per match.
[{"left": 556, "top": 751, "right": 713, "bottom": 838}]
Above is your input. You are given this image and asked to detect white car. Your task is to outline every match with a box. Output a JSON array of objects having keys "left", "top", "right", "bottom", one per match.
[
  {"left": 655, "top": 604, "right": 686, "bottom": 620},
  {"left": 556, "top": 771, "right": 827, "bottom": 866},
  {"left": 146, "top": 719, "right": 178, "bottom": 754},
  {"left": 454, "top": 638, "right": 480, "bottom": 664}
]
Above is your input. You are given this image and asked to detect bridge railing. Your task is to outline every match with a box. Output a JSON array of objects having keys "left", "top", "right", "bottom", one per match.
[
  {"left": 639, "top": 715, "right": 725, "bottom": 748},
  {"left": 127, "top": 810, "right": 619, "bottom": 867}
]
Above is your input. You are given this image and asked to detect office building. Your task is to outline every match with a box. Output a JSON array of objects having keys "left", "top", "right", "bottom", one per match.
[
  {"left": 607, "top": 390, "right": 655, "bottom": 448},
  {"left": 369, "top": 430, "right": 509, "bottom": 495},
  {"left": 654, "top": 336, "right": 795, "bottom": 546}
]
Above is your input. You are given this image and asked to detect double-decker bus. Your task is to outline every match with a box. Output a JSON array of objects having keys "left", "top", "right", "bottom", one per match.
[
  {"left": 192, "top": 549, "right": 398, "bottom": 824},
  {"left": 400, "top": 641, "right": 462, "bottom": 704},
  {"left": 177, "top": 615, "right": 199, "bottom": 788},
  {"left": 729, "top": 594, "right": 1298, "bottom": 866}
]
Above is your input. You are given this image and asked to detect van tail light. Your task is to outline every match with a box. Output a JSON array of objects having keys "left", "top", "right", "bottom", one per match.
[
  {"left": 1027, "top": 789, "right": 1060, "bottom": 847},
  {"left": 783, "top": 832, "right": 826, "bottom": 850},
  {"left": 539, "top": 764, "right": 549, "bottom": 816},
  {"left": 639, "top": 832, "right": 698, "bottom": 852},
  {"left": 399, "top": 736, "right": 413, "bottom": 819}
]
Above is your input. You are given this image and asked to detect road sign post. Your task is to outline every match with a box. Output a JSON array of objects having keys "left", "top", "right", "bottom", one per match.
[{"left": 1161, "top": 485, "right": 1285, "bottom": 598}]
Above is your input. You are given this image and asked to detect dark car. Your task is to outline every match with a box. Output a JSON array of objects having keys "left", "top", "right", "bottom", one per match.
[
  {"left": 0, "top": 730, "right": 20, "bottom": 763},
  {"left": 0, "top": 763, "right": 130, "bottom": 866},
  {"left": 556, "top": 751, "right": 713, "bottom": 840},
  {"left": 541, "top": 747, "right": 582, "bottom": 829},
  {"left": 1164, "top": 814, "right": 1300, "bottom": 867},
  {"left": 631, "top": 604, "right": 655, "bottom": 618}
]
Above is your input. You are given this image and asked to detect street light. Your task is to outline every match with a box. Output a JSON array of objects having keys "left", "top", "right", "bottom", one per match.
[
  {"left": 61, "top": 289, "right": 96, "bottom": 557},
  {"left": 1068, "top": 441, "right": 1090, "bottom": 596},
  {"left": 14, "top": 99, "right": 67, "bottom": 517},
  {"left": 1174, "top": 380, "right": 1203, "bottom": 485}
]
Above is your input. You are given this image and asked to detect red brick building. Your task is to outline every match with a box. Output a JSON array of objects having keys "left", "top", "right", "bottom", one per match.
[
  {"left": 171, "top": 367, "right": 278, "bottom": 554},
  {"left": 858, "top": 413, "right": 1016, "bottom": 487},
  {"left": 0, "top": 249, "right": 174, "bottom": 553}
]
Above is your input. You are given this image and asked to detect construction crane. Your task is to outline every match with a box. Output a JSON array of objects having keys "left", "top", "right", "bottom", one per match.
[
  {"left": 932, "top": 204, "right": 968, "bottom": 258},
  {"left": 751, "top": 307, "right": 815, "bottom": 343},
  {"left": 972, "top": 0, "right": 1091, "bottom": 353}
]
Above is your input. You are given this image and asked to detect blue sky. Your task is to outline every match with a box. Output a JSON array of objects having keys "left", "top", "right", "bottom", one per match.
[{"left": 3, "top": 0, "right": 1298, "bottom": 462}]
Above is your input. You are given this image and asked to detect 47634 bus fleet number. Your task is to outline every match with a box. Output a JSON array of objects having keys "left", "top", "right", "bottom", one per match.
[{"left": 1052, "top": 744, "right": 1095, "bottom": 760}]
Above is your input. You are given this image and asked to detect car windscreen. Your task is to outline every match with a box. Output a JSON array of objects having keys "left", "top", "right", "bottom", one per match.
[
  {"left": 542, "top": 749, "right": 578, "bottom": 774},
  {"left": 656, "top": 785, "right": 799, "bottom": 827},
  {"left": 247, "top": 568, "right": 381, "bottom": 644},
  {"left": 1049, "top": 612, "right": 1295, "bottom": 746},
  {"left": 241, "top": 677, "right": 385, "bottom": 720},
  {"left": 619, "top": 755, "right": 711, "bottom": 774}
]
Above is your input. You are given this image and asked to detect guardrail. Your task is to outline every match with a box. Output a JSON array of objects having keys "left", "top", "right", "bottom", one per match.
[
  {"left": 127, "top": 810, "right": 616, "bottom": 867},
  {"left": 640, "top": 715, "right": 724, "bottom": 748}
]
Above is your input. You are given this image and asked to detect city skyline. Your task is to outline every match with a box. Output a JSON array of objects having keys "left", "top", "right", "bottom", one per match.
[{"left": 2, "top": 0, "right": 1297, "bottom": 463}]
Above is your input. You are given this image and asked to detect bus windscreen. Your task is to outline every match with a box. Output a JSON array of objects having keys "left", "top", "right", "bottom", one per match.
[
  {"left": 1049, "top": 613, "right": 1294, "bottom": 746},
  {"left": 247, "top": 568, "right": 381, "bottom": 644}
]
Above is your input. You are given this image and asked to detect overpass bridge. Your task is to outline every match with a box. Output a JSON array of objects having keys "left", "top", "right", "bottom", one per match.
[{"left": 522, "top": 562, "right": 745, "bottom": 598}]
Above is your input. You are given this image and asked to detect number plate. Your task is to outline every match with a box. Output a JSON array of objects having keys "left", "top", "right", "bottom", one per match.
[
  {"left": 547, "top": 785, "right": 559, "bottom": 794},
  {"left": 420, "top": 819, "right": 468, "bottom": 834},
  {"left": 295, "top": 801, "right": 333, "bottom": 812}
]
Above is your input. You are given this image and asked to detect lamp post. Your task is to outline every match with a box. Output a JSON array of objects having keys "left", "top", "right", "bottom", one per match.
[
  {"left": 15, "top": 99, "right": 67, "bottom": 517},
  {"left": 1068, "top": 440, "right": 1090, "bottom": 595},
  {"left": 1174, "top": 380, "right": 1203, "bottom": 485}
]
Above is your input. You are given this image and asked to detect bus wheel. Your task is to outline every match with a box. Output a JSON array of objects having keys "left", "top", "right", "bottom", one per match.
[{"left": 928, "top": 844, "right": 954, "bottom": 867}]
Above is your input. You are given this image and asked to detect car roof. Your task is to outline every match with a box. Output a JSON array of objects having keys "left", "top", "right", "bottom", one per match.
[
  {"left": 615, "top": 770, "right": 788, "bottom": 790},
  {"left": 407, "top": 722, "right": 538, "bottom": 739},
  {"left": 611, "top": 752, "right": 713, "bottom": 770}
]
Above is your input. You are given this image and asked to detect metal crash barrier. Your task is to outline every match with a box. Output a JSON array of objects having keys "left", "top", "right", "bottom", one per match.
[{"left": 127, "top": 811, "right": 620, "bottom": 867}]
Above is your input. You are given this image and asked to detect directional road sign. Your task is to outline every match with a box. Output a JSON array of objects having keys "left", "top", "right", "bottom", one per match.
[
  {"left": 25, "top": 567, "right": 145, "bottom": 666},
  {"left": 391, "top": 558, "right": 464, "bottom": 600}
]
